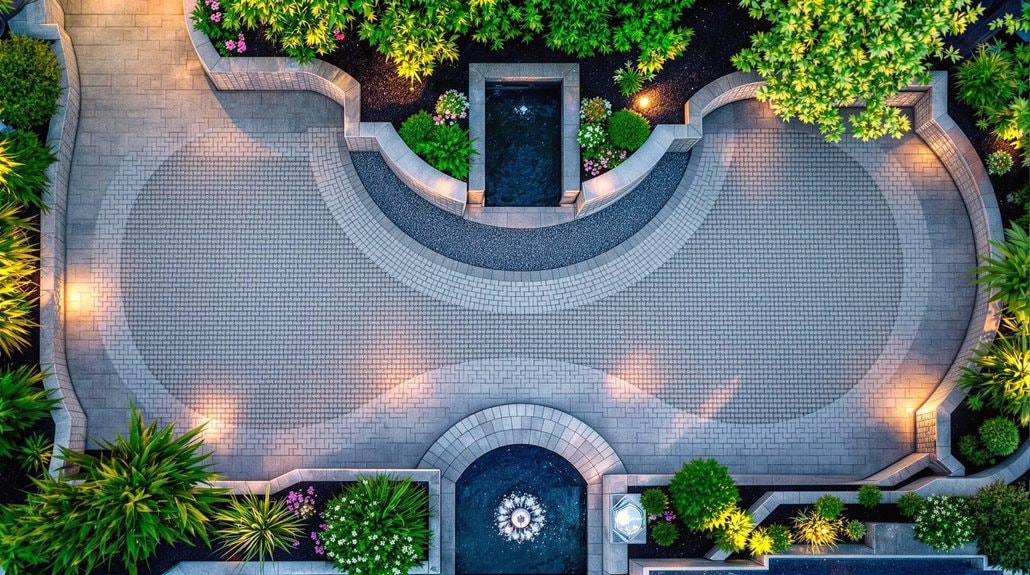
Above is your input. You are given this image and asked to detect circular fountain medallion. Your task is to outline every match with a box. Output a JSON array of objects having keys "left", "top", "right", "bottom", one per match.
[{"left": 497, "top": 492, "right": 546, "bottom": 543}]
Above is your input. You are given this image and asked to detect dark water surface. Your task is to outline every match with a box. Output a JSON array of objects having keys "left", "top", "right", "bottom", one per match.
[
  {"left": 485, "top": 83, "right": 562, "bottom": 207},
  {"left": 456, "top": 445, "right": 586, "bottom": 574}
]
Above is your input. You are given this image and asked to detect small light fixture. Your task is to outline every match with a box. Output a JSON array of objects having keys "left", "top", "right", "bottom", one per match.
[
  {"left": 637, "top": 95, "right": 652, "bottom": 110},
  {"left": 610, "top": 494, "right": 646, "bottom": 543}
]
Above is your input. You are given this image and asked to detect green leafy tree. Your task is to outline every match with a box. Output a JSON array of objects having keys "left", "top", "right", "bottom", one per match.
[
  {"left": 733, "top": 0, "right": 981, "bottom": 142},
  {"left": 668, "top": 458, "right": 740, "bottom": 531},
  {"left": 0, "top": 407, "right": 228, "bottom": 575}
]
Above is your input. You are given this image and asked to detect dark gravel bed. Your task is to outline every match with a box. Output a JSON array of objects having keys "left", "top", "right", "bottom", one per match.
[
  {"left": 351, "top": 151, "right": 690, "bottom": 272},
  {"left": 236, "top": 0, "right": 764, "bottom": 126}
]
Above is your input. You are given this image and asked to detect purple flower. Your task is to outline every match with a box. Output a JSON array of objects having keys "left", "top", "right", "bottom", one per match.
[
  {"left": 210, "top": 11, "right": 222, "bottom": 22},
  {"left": 291, "top": 540, "right": 300, "bottom": 548},
  {"left": 236, "top": 41, "right": 246, "bottom": 53},
  {"left": 307, "top": 486, "right": 315, "bottom": 495},
  {"left": 224, "top": 39, "right": 236, "bottom": 51}
]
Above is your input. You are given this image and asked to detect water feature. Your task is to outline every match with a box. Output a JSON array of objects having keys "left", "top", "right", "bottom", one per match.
[
  {"left": 484, "top": 83, "right": 562, "bottom": 207},
  {"left": 456, "top": 444, "right": 586, "bottom": 575}
]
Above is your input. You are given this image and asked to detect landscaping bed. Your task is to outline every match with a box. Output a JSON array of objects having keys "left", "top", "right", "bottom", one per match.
[
  {"left": 98, "top": 480, "right": 431, "bottom": 575},
  {"left": 226, "top": 0, "right": 764, "bottom": 127}
]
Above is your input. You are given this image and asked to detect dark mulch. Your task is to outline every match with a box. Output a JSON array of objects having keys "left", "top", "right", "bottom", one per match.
[
  {"left": 98, "top": 480, "right": 430, "bottom": 575},
  {"left": 236, "top": 0, "right": 764, "bottom": 127},
  {"left": 950, "top": 401, "right": 1030, "bottom": 475}
]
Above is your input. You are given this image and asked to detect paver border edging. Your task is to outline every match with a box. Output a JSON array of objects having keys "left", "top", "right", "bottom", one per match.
[
  {"left": 418, "top": 404, "right": 625, "bottom": 575},
  {"left": 8, "top": 0, "right": 87, "bottom": 473},
  {"left": 181, "top": 0, "right": 467, "bottom": 215},
  {"left": 909, "top": 71, "right": 1005, "bottom": 476},
  {"left": 162, "top": 468, "right": 442, "bottom": 575}
]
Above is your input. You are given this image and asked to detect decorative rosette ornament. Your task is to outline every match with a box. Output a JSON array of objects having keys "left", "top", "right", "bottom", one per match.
[{"left": 496, "top": 492, "right": 546, "bottom": 543}]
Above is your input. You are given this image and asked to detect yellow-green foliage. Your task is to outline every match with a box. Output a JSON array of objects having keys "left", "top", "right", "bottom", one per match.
[
  {"left": 747, "top": 526, "right": 775, "bottom": 556},
  {"left": 792, "top": 508, "right": 842, "bottom": 552},
  {"left": 715, "top": 506, "right": 755, "bottom": 553},
  {"left": 0, "top": 203, "right": 38, "bottom": 356},
  {"left": 733, "top": 0, "right": 982, "bottom": 142},
  {"left": 223, "top": 0, "right": 360, "bottom": 62},
  {"left": 0, "top": 139, "right": 19, "bottom": 188}
]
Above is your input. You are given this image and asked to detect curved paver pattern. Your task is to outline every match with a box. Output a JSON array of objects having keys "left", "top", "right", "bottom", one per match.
[{"left": 62, "top": 0, "right": 976, "bottom": 480}]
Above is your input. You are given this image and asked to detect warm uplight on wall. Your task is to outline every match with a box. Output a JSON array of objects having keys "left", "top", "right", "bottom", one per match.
[
  {"left": 67, "top": 283, "right": 94, "bottom": 314},
  {"left": 637, "top": 95, "right": 652, "bottom": 110}
]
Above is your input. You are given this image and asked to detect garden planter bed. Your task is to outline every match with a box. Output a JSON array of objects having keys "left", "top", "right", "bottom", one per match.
[
  {"left": 226, "top": 0, "right": 764, "bottom": 127},
  {"left": 950, "top": 401, "right": 1029, "bottom": 474},
  {"left": 626, "top": 484, "right": 877, "bottom": 560},
  {"left": 96, "top": 480, "right": 432, "bottom": 575}
]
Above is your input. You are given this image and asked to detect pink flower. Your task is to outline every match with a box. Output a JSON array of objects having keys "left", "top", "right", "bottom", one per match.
[
  {"left": 224, "top": 39, "right": 236, "bottom": 51},
  {"left": 333, "top": 29, "right": 345, "bottom": 41},
  {"left": 210, "top": 11, "right": 221, "bottom": 22},
  {"left": 236, "top": 41, "right": 246, "bottom": 53},
  {"left": 210, "top": 1, "right": 219, "bottom": 9},
  {"left": 291, "top": 540, "right": 300, "bottom": 548}
]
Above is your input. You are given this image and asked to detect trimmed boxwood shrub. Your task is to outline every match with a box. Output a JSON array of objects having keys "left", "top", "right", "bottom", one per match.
[
  {"left": 607, "top": 109, "right": 651, "bottom": 151},
  {"left": 640, "top": 488, "right": 668, "bottom": 517},
  {"left": 814, "top": 495, "right": 844, "bottom": 520},
  {"left": 980, "top": 417, "right": 1020, "bottom": 456},
  {"left": 767, "top": 523, "right": 793, "bottom": 553},
  {"left": 897, "top": 492, "right": 923, "bottom": 519},
  {"left": 399, "top": 110, "right": 436, "bottom": 150},
  {"left": 668, "top": 458, "right": 739, "bottom": 531},
  {"left": 0, "top": 130, "right": 55, "bottom": 211},
  {"left": 0, "top": 35, "right": 62, "bottom": 131},
  {"left": 651, "top": 521, "right": 678, "bottom": 547},
  {"left": 857, "top": 484, "right": 881, "bottom": 509}
]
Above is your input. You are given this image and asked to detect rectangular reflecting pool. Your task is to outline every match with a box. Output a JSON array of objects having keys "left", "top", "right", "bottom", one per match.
[{"left": 485, "top": 82, "right": 562, "bottom": 207}]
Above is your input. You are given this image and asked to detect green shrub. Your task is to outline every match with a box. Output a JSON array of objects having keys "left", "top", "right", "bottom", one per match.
[
  {"left": 980, "top": 417, "right": 1020, "bottom": 456},
  {"left": 913, "top": 495, "right": 974, "bottom": 551},
  {"left": 897, "top": 493, "right": 924, "bottom": 519},
  {"left": 958, "top": 433, "right": 996, "bottom": 467},
  {"left": 1007, "top": 183, "right": 1029, "bottom": 231},
  {"left": 959, "top": 315, "right": 1030, "bottom": 425},
  {"left": 733, "top": 0, "right": 980, "bottom": 142},
  {"left": 974, "top": 225, "right": 1030, "bottom": 322},
  {"left": 792, "top": 508, "right": 841, "bottom": 552},
  {"left": 613, "top": 61, "right": 654, "bottom": 97},
  {"left": 986, "top": 150, "right": 1015, "bottom": 176},
  {"left": 0, "top": 203, "right": 38, "bottom": 356},
  {"left": 413, "top": 123, "right": 476, "bottom": 181},
  {"left": 640, "top": 488, "right": 668, "bottom": 516},
  {"left": 956, "top": 37, "right": 1030, "bottom": 163},
  {"left": 857, "top": 485, "right": 881, "bottom": 509},
  {"left": 814, "top": 494, "right": 845, "bottom": 520},
  {"left": 577, "top": 123, "right": 607, "bottom": 157},
  {"left": 224, "top": 0, "right": 351, "bottom": 63},
  {"left": 714, "top": 506, "right": 755, "bottom": 553},
  {"left": 767, "top": 523, "right": 793, "bottom": 553},
  {"left": 0, "top": 407, "right": 227, "bottom": 575},
  {"left": 321, "top": 475, "right": 431, "bottom": 575},
  {"left": 651, "top": 521, "right": 678, "bottom": 547},
  {"left": 747, "top": 526, "right": 774, "bottom": 556},
  {"left": 668, "top": 458, "right": 740, "bottom": 532},
  {"left": 0, "top": 35, "right": 62, "bottom": 131},
  {"left": 844, "top": 520, "right": 867, "bottom": 542},
  {"left": 0, "top": 366, "right": 56, "bottom": 459},
  {"left": 968, "top": 481, "right": 1030, "bottom": 574},
  {"left": 399, "top": 110, "right": 436, "bottom": 149},
  {"left": 607, "top": 109, "right": 651, "bottom": 152},
  {"left": 0, "top": 130, "right": 55, "bottom": 211},
  {"left": 18, "top": 432, "right": 52, "bottom": 477},
  {"left": 215, "top": 488, "right": 304, "bottom": 570}
]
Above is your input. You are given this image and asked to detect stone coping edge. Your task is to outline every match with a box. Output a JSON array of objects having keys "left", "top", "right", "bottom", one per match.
[
  {"left": 182, "top": 0, "right": 466, "bottom": 216},
  {"left": 626, "top": 555, "right": 992, "bottom": 575},
  {"left": 9, "top": 0, "right": 88, "bottom": 473},
  {"left": 163, "top": 468, "right": 442, "bottom": 575}
]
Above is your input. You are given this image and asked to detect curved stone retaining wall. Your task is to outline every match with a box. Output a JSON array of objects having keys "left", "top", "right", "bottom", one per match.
[
  {"left": 9, "top": 0, "right": 87, "bottom": 472},
  {"left": 182, "top": 0, "right": 467, "bottom": 215}
]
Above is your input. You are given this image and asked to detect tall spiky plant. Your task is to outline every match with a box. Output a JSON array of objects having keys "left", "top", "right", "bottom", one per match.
[
  {"left": 975, "top": 225, "right": 1030, "bottom": 322},
  {"left": 0, "top": 136, "right": 21, "bottom": 187},
  {"left": 215, "top": 487, "right": 304, "bottom": 572},
  {"left": 0, "top": 365, "right": 56, "bottom": 458},
  {"left": 0, "top": 130, "right": 55, "bottom": 211},
  {"left": 0, "top": 407, "right": 228, "bottom": 575},
  {"left": 0, "top": 202, "right": 37, "bottom": 356},
  {"left": 960, "top": 317, "right": 1030, "bottom": 425}
]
